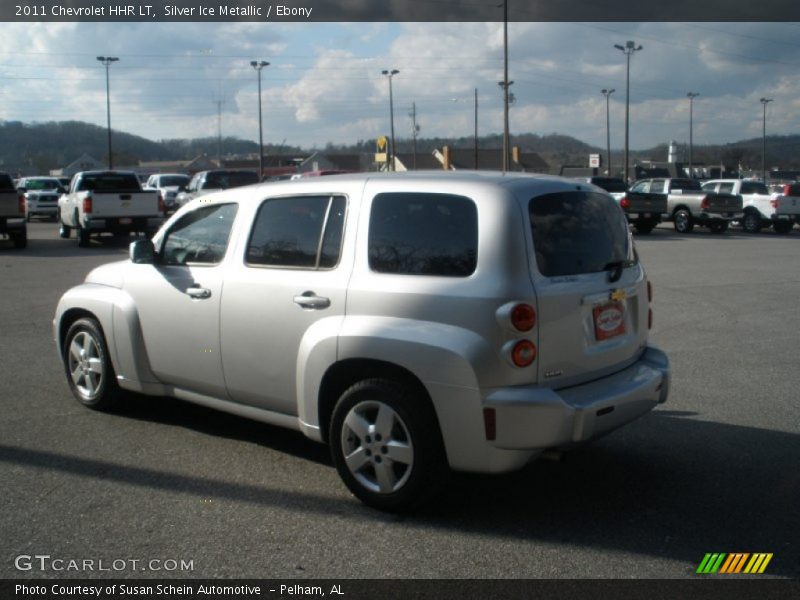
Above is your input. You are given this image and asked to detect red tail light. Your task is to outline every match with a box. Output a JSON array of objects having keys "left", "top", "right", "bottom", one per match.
[
  {"left": 700, "top": 195, "right": 710, "bottom": 210},
  {"left": 483, "top": 408, "right": 496, "bottom": 441},
  {"left": 620, "top": 196, "right": 631, "bottom": 210},
  {"left": 784, "top": 184, "right": 793, "bottom": 196},
  {"left": 82, "top": 194, "right": 93, "bottom": 214},
  {"left": 510, "top": 303, "right": 536, "bottom": 331},
  {"left": 158, "top": 193, "right": 166, "bottom": 213},
  {"left": 18, "top": 194, "right": 25, "bottom": 215},
  {"left": 511, "top": 340, "right": 537, "bottom": 367}
]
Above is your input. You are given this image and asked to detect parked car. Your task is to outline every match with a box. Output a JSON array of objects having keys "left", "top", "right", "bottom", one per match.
[
  {"left": 574, "top": 177, "right": 666, "bottom": 234},
  {"left": 768, "top": 182, "right": 800, "bottom": 232},
  {"left": 0, "top": 171, "right": 26, "bottom": 248},
  {"left": 54, "top": 172, "right": 670, "bottom": 511},
  {"left": 58, "top": 170, "right": 164, "bottom": 246},
  {"left": 17, "top": 176, "right": 66, "bottom": 221},
  {"left": 630, "top": 177, "right": 742, "bottom": 233},
  {"left": 175, "top": 170, "right": 259, "bottom": 208},
  {"left": 144, "top": 173, "right": 190, "bottom": 214}
]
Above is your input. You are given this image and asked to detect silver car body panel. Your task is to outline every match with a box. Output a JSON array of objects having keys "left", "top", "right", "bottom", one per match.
[{"left": 54, "top": 172, "right": 669, "bottom": 474}]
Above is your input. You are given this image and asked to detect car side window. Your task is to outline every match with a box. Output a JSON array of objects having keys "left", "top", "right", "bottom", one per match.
[
  {"left": 162, "top": 203, "right": 238, "bottom": 266},
  {"left": 650, "top": 180, "right": 665, "bottom": 193},
  {"left": 630, "top": 181, "right": 648, "bottom": 193},
  {"left": 368, "top": 192, "right": 478, "bottom": 277},
  {"left": 719, "top": 182, "right": 735, "bottom": 194},
  {"left": 701, "top": 182, "right": 717, "bottom": 192},
  {"left": 246, "top": 195, "right": 347, "bottom": 269}
]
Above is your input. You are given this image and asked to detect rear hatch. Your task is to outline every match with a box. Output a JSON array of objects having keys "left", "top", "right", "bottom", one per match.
[
  {"left": 705, "top": 193, "right": 743, "bottom": 214},
  {"left": 526, "top": 190, "right": 648, "bottom": 389}
]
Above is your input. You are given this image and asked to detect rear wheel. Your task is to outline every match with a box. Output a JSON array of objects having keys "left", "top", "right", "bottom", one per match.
[
  {"left": 742, "top": 211, "right": 762, "bottom": 233},
  {"left": 673, "top": 209, "right": 694, "bottom": 234},
  {"left": 329, "top": 379, "right": 448, "bottom": 512},
  {"left": 773, "top": 220, "right": 793, "bottom": 234},
  {"left": 63, "top": 318, "right": 124, "bottom": 410},
  {"left": 708, "top": 221, "right": 729, "bottom": 234}
]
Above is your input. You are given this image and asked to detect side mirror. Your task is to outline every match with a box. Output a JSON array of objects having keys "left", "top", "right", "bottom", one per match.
[{"left": 130, "top": 239, "right": 155, "bottom": 264}]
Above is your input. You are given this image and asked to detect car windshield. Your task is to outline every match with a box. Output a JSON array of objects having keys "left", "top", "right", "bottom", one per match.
[
  {"left": 529, "top": 191, "right": 634, "bottom": 278},
  {"left": 159, "top": 175, "right": 189, "bottom": 187},
  {"left": 23, "top": 178, "right": 61, "bottom": 191}
]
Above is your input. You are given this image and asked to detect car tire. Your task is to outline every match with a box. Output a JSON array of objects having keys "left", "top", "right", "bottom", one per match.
[
  {"left": 329, "top": 378, "right": 448, "bottom": 512},
  {"left": 634, "top": 222, "right": 656, "bottom": 235},
  {"left": 76, "top": 212, "right": 90, "bottom": 247},
  {"left": 742, "top": 211, "right": 762, "bottom": 233},
  {"left": 673, "top": 209, "right": 694, "bottom": 233},
  {"left": 708, "top": 221, "right": 729, "bottom": 234},
  {"left": 773, "top": 221, "right": 793, "bottom": 235},
  {"left": 63, "top": 318, "right": 124, "bottom": 411}
]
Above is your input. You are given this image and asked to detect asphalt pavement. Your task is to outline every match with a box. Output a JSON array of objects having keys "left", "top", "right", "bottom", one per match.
[{"left": 0, "top": 221, "right": 798, "bottom": 579}]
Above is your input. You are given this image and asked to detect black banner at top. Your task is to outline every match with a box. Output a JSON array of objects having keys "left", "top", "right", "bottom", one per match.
[{"left": 3, "top": 0, "right": 800, "bottom": 22}]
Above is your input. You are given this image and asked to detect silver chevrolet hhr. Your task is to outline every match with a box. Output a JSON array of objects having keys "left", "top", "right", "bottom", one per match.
[{"left": 54, "top": 171, "right": 670, "bottom": 511}]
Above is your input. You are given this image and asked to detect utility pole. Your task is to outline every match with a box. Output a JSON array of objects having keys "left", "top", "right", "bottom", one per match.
[
  {"left": 760, "top": 97, "right": 773, "bottom": 182},
  {"left": 382, "top": 69, "right": 400, "bottom": 171},
  {"left": 409, "top": 102, "right": 418, "bottom": 170},
  {"left": 614, "top": 41, "right": 643, "bottom": 184},
  {"left": 499, "top": 0, "right": 511, "bottom": 173},
  {"left": 687, "top": 92, "right": 699, "bottom": 178},
  {"left": 601, "top": 88, "right": 615, "bottom": 177},
  {"left": 96, "top": 56, "right": 119, "bottom": 168},
  {"left": 250, "top": 60, "right": 269, "bottom": 180},
  {"left": 213, "top": 98, "right": 225, "bottom": 164},
  {"left": 474, "top": 88, "right": 479, "bottom": 169}
]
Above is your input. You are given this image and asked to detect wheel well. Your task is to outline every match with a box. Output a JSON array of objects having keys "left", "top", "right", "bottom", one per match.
[
  {"left": 671, "top": 205, "right": 690, "bottom": 216},
  {"left": 58, "top": 308, "right": 97, "bottom": 352},
  {"left": 317, "top": 359, "right": 436, "bottom": 444}
]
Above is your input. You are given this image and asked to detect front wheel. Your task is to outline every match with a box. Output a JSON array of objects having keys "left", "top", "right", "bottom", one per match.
[
  {"left": 62, "top": 318, "right": 123, "bottom": 410},
  {"left": 11, "top": 230, "right": 27, "bottom": 249},
  {"left": 742, "top": 211, "right": 762, "bottom": 233},
  {"left": 773, "top": 220, "right": 793, "bottom": 235},
  {"left": 673, "top": 209, "right": 694, "bottom": 233},
  {"left": 329, "top": 379, "right": 448, "bottom": 512}
]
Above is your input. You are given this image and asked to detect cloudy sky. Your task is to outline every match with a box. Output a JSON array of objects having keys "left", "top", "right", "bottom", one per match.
[{"left": 0, "top": 21, "right": 798, "bottom": 150}]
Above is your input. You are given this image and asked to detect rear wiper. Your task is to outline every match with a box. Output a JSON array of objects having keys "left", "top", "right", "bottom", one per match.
[{"left": 603, "top": 260, "right": 632, "bottom": 283}]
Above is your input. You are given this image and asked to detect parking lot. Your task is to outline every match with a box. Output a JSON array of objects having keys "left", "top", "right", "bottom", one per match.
[{"left": 0, "top": 221, "right": 798, "bottom": 579}]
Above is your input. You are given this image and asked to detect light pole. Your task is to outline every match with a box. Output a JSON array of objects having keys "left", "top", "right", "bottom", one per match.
[
  {"left": 614, "top": 40, "right": 643, "bottom": 184},
  {"left": 96, "top": 56, "right": 119, "bottom": 169},
  {"left": 760, "top": 97, "right": 772, "bottom": 182},
  {"left": 601, "top": 88, "right": 615, "bottom": 176},
  {"left": 250, "top": 60, "right": 269, "bottom": 180},
  {"left": 687, "top": 92, "right": 699, "bottom": 178},
  {"left": 382, "top": 69, "right": 399, "bottom": 171},
  {"left": 500, "top": 0, "right": 511, "bottom": 173}
]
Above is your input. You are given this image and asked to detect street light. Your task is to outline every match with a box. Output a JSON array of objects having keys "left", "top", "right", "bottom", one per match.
[
  {"left": 686, "top": 93, "right": 699, "bottom": 179},
  {"left": 614, "top": 40, "right": 643, "bottom": 184},
  {"left": 96, "top": 56, "right": 119, "bottom": 169},
  {"left": 381, "top": 69, "right": 399, "bottom": 171},
  {"left": 601, "top": 88, "right": 615, "bottom": 176},
  {"left": 250, "top": 60, "right": 269, "bottom": 180},
  {"left": 760, "top": 97, "right": 773, "bottom": 182}
]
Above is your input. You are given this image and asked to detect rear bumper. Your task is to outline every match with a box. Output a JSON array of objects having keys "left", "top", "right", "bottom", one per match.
[
  {"left": 0, "top": 217, "right": 26, "bottom": 234},
  {"left": 699, "top": 212, "right": 743, "bottom": 221},
  {"left": 483, "top": 345, "right": 669, "bottom": 451},
  {"left": 83, "top": 216, "right": 164, "bottom": 232}
]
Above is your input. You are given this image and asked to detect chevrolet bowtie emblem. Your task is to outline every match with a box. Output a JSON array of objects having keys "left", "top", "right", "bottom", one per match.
[{"left": 610, "top": 289, "right": 626, "bottom": 302}]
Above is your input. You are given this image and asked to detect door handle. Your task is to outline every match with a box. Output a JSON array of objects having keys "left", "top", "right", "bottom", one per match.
[
  {"left": 187, "top": 285, "right": 211, "bottom": 299},
  {"left": 293, "top": 291, "right": 331, "bottom": 310}
]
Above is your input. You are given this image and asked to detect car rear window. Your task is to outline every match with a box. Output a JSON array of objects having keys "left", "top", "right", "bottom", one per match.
[
  {"left": 670, "top": 179, "right": 701, "bottom": 191},
  {"left": 159, "top": 175, "right": 190, "bottom": 188},
  {"left": 79, "top": 173, "right": 141, "bottom": 192},
  {"left": 529, "top": 191, "right": 634, "bottom": 277},
  {"left": 591, "top": 178, "right": 627, "bottom": 193},
  {"left": 369, "top": 192, "right": 477, "bottom": 277}
]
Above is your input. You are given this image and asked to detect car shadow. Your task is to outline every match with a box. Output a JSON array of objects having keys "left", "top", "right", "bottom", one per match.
[
  {"left": 4, "top": 397, "right": 795, "bottom": 577},
  {"left": 638, "top": 225, "right": 799, "bottom": 241},
  {"left": 0, "top": 236, "right": 142, "bottom": 258}
]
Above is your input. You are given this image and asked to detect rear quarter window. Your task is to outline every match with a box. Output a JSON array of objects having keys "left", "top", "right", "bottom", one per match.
[
  {"left": 530, "top": 191, "right": 633, "bottom": 277},
  {"left": 368, "top": 192, "right": 477, "bottom": 277}
]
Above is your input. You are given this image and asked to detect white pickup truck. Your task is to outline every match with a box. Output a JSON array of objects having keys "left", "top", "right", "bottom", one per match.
[
  {"left": 0, "top": 172, "right": 26, "bottom": 248},
  {"left": 630, "top": 177, "right": 743, "bottom": 234},
  {"left": 701, "top": 179, "right": 798, "bottom": 234},
  {"left": 58, "top": 171, "right": 165, "bottom": 247}
]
